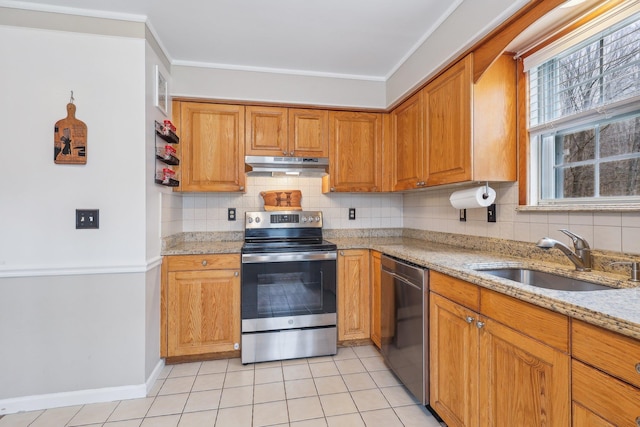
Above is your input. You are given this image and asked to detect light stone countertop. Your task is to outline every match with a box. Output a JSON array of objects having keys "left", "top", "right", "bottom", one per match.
[{"left": 162, "top": 232, "right": 640, "bottom": 341}]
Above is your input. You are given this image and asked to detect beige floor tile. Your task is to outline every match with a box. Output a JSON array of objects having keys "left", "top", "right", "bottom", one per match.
[
  {"left": 325, "top": 413, "right": 365, "bottom": 427},
  {"left": 350, "top": 389, "right": 390, "bottom": 412},
  {"left": 183, "top": 389, "right": 222, "bottom": 413},
  {"left": 218, "top": 385, "right": 253, "bottom": 408},
  {"left": 227, "top": 358, "right": 254, "bottom": 372},
  {"left": 253, "top": 360, "right": 282, "bottom": 369},
  {"left": 309, "top": 361, "right": 339, "bottom": 378},
  {"left": 331, "top": 347, "right": 357, "bottom": 361},
  {"left": 283, "top": 363, "right": 312, "bottom": 381},
  {"left": 253, "top": 400, "right": 289, "bottom": 427},
  {"left": 224, "top": 370, "right": 254, "bottom": 388},
  {"left": 215, "top": 405, "right": 252, "bottom": 427},
  {"left": 359, "top": 356, "right": 387, "bottom": 372},
  {"left": 177, "top": 409, "right": 217, "bottom": 427},
  {"left": 254, "top": 367, "right": 283, "bottom": 385},
  {"left": 199, "top": 359, "right": 229, "bottom": 375},
  {"left": 68, "top": 401, "right": 119, "bottom": 426},
  {"left": 319, "top": 393, "right": 357, "bottom": 417},
  {"left": 139, "top": 414, "right": 180, "bottom": 427},
  {"left": 313, "top": 375, "right": 348, "bottom": 395},
  {"left": 285, "top": 378, "right": 317, "bottom": 399},
  {"left": 394, "top": 405, "right": 442, "bottom": 427},
  {"left": 104, "top": 419, "right": 143, "bottom": 427},
  {"left": 379, "top": 385, "right": 418, "bottom": 407},
  {"left": 341, "top": 372, "right": 376, "bottom": 391},
  {"left": 0, "top": 410, "right": 44, "bottom": 427},
  {"left": 147, "top": 393, "right": 189, "bottom": 417},
  {"left": 147, "top": 379, "right": 164, "bottom": 397},
  {"left": 307, "top": 355, "right": 334, "bottom": 364},
  {"left": 254, "top": 382, "right": 285, "bottom": 404},
  {"left": 290, "top": 418, "right": 328, "bottom": 427},
  {"left": 108, "top": 397, "right": 154, "bottom": 421},
  {"left": 168, "top": 362, "right": 201, "bottom": 378},
  {"left": 30, "top": 406, "right": 81, "bottom": 427},
  {"left": 158, "top": 364, "right": 173, "bottom": 379},
  {"left": 287, "top": 396, "right": 324, "bottom": 422},
  {"left": 192, "top": 373, "right": 225, "bottom": 392},
  {"left": 334, "top": 358, "right": 366, "bottom": 375},
  {"left": 282, "top": 358, "right": 308, "bottom": 366},
  {"left": 159, "top": 376, "right": 196, "bottom": 395},
  {"left": 359, "top": 408, "right": 403, "bottom": 427},
  {"left": 352, "top": 345, "right": 380, "bottom": 359},
  {"left": 368, "top": 370, "right": 400, "bottom": 388}
]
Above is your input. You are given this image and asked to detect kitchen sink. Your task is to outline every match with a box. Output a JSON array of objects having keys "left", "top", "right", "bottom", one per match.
[{"left": 477, "top": 268, "right": 615, "bottom": 291}]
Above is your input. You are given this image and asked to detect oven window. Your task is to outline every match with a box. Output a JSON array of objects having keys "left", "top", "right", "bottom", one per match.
[{"left": 242, "top": 259, "right": 336, "bottom": 319}]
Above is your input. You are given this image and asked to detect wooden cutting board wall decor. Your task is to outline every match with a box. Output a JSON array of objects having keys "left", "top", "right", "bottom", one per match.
[{"left": 54, "top": 92, "right": 87, "bottom": 164}]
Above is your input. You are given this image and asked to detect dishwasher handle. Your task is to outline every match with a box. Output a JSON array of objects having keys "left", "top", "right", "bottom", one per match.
[{"left": 382, "top": 269, "right": 423, "bottom": 291}]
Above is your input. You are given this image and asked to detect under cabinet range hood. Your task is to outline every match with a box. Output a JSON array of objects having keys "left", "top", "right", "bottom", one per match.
[{"left": 245, "top": 155, "right": 329, "bottom": 176}]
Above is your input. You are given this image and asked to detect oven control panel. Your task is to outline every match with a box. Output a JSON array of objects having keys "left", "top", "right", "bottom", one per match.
[{"left": 245, "top": 211, "right": 323, "bottom": 228}]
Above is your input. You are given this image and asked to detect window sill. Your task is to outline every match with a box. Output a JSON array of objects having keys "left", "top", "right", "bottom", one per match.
[{"left": 516, "top": 204, "right": 640, "bottom": 213}]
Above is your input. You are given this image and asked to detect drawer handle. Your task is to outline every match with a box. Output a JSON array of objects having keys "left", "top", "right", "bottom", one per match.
[
  {"left": 636, "top": 416, "right": 640, "bottom": 427},
  {"left": 465, "top": 316, "right": 474, "bottom": 324},
  {"left": 476, "top": 321, "right": 485, "bottom": 329},
  {"left": 201, "top": 260, "right": 208, "bottom": 266},
  {"left": 636, "top": 363, "right": 640, "bottom": 374}
]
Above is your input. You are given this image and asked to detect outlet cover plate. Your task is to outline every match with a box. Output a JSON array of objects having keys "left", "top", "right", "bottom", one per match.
[{"left": 349, "top": 208, "right": 356, "bottom": 220}]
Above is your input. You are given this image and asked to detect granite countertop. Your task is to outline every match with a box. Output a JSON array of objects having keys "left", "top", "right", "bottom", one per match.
[{"left": 162, "top": 232, "right": 640, "bottom": 341}]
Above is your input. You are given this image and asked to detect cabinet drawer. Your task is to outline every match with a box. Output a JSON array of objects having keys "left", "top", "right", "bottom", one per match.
[
  {"left": 165, "top": 254, "right": 240, "bottom": 272},
  {"left": 480, "top": 288, "right": 569, "bottom": 353},
  {"left": 430, "top": 271, "right": 480, "bottom": 311},
  {"left": 573, "top": 320, "right": 640, "bottom": 389},
  {"left": 572, "top": 360, "right": 640, "bottom": 426}
]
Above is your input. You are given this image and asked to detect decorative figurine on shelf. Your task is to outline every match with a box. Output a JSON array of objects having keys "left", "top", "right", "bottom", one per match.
[{"left": 54, "top": 91, "right": 87, "bottom": 164}]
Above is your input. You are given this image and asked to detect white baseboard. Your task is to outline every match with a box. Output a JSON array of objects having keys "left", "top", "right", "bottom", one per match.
[{"left": 0, "top": 359, "right": 165, "bottom": 416}]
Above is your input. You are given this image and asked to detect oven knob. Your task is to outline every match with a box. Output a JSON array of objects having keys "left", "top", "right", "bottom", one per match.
[
  {"left": 255, "top": 217, "right": 261, "bottom": 223},
  {"left": 247, "top": 217, "right": 253, "bottom": 223},
  {"left": 302, "top": 216, "right": 307, "bottom": 222},
  {"left": 315, "top": 216, "right": 321, "bottom": 222}
]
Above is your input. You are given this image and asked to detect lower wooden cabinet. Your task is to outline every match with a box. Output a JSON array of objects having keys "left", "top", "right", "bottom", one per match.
[
  {"left": 430, "top": 271, "right": 570, "bottom": 427},
  {"left": 161, "top": 254, "right": 241, "bottom": 358},
  {"left": 337, "top": 249, "right": 370, "bottom": 342},
  {"left": 370, "top": 250, "right": 382, "bottom": 348}
]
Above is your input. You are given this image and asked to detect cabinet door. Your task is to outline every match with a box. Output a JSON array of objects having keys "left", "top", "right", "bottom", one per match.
[
  {"left": 180, "top": 102, "right": 246, "bottom": 192},
  {"left": 245, "top": 106, "right": 288, "bottom": 156},
  {"left": 478, "top": 317, "right": 570, "bottom": 427},
  {"left": 430, "top": 292, "right": 479, "bottom": 427},
  {"left": 424, "top": 55, "right": 472, "bottom": 186},
  {"left": 325, "top": 112, "right": 382, "bottom": 192},
  {"left": 337, "top": 249, "right": 371, "bottom": 341},
  {"left": 167, "top": 269, "right": 240, "bottom": 357},
  {"left": 370, "top": 251, "right": 382, "bottom": 348},
  {"left": 289, "top": 108, "right": 329, "bottom": 157},
  {"left": 392, "top": 90, "right": 425, "bottom": 190}
]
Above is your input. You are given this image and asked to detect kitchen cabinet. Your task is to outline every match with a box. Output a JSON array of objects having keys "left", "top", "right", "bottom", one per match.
[
  {"left": 423, "top": 53, "right": 516, "bottom": 186},
  {"left": 323, "top": 111, "right": 382, "bottom": 193},
  {"left": 391, "top": 90, "right": 426, "bottom": 191},
  {"left": 337, "top": 249, "right": 370, "bottom": 342},
  {"left": 174, "top": 101, "right": 246, "bottom": 192},
  {"left": 161, "top": 254, "right": 241, "bottom": 359},
  {"left": 245, "top": 106, "right": 329, "bottom": 157},
  {"left": 571, "top": 320, "right": 640, "bottom": 426},
  {"left": 370, "top": 250, "right": 382, "bottom": 348},
  {"left": 429, "top": 271, "right": 570, "bottom": 427}
]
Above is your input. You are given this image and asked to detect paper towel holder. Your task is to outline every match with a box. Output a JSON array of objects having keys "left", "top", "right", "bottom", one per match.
[{"left": 482, "top": 182, "right": 490, "bottom": 200}]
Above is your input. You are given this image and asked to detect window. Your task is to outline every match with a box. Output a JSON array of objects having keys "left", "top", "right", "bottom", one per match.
[{"left": 526, "top": 4, "right": 640, "bottom": 206}]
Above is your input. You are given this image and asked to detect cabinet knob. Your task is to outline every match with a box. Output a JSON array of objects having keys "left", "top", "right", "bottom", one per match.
[
  {"left": 465, "top": 316, "right": 474, "bottom": 324},
  {"left": 239, "top": 186, "right": 245, "bottom": 191},
  {"left": 340, "top": 251, "right": 345, "bottom": 256},
  {"left": 283, "top": 151, "right": 287, "bottom": 155},
  {"left": 201, "top": 260, "right": 208, "bottom": 266},
  {"left": 476, "top": 321, "right": 485, "bottom": 329},
  {"left": 330, "top": 187, "right": 336, "bottom": 192},
  {"left": 635, "top": 363, "right": 640, "bottom": 374},
  {"left": 636, "top": 417, "right": 640, "bottom": 427},
  {"left": 290, "top": 151, "right": 294, "bottom": 156},
  {"left": 234, "top": 271, "right": 239, "bottom": 277}
]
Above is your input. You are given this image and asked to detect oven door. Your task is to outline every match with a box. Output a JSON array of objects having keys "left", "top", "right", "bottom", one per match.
[{"left": 241, "top": 251, "right": 337, "bottom": 332}]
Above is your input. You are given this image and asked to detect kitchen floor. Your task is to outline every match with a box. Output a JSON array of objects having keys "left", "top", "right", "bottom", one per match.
[{"left": 0, "top": 345, "right": 444, "bottom": 427}]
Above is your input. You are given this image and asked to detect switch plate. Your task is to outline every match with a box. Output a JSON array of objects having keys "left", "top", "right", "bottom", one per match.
[
  {"left": 348, "top": 208, "right": 356, "bottom": 220},
  {"left": 76, "top": 209, "right": 99, "bottom": 229},
  {"left": 487, "top": 204, "right": 497, "bottom": 223},
  {"left": 459, "top": 209, "right": 467, "bottom": 222},
  {"left": 228, "top": 208, "right": 236, "bottom": 221}
]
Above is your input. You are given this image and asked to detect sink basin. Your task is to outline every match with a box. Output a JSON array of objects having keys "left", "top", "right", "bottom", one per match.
[{"left": 478, "top": 268, "right": 615, "bottom": 291}]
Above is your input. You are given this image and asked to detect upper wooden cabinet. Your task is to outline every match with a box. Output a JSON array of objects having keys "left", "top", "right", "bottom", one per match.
[
  {"left": 245, "top": 106, "right": 328, "bottom": 157},
  {"left": 323, "top": 111, "right": 382, "bottom": 193},
  {"left": 175, "top": 101, "right": 246, "bottom": 192},
  {"left": 391, "top": 91, "right": 426, "bottom": 191},
  {"left": 423, "top": 53, "right": 516, "bottom": 187}
]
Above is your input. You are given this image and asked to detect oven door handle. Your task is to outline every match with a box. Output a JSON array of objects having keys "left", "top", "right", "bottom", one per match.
[{"left": 242, "top": 251, "right": 337, "bottom": 263}]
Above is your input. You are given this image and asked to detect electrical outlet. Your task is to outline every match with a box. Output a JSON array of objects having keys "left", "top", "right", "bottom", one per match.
[
  {"left": 228, "top": 208, "right": 236, "bottom": 221},
  {"left": 487, "top": 204, "right": 497, "bottom": 223},
  {"left": 76, "top": 209, "right": 99, "bottom": 229},
  {"left": 348, "top": 208, "right": 356, "bottom": 220},
  {"left": 459, "top": 209, "right": 467, "bottom": 222}
]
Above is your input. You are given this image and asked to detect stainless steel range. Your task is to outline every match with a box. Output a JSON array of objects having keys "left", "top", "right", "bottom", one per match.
[{"left": 241, "top": 211, "right": 337, "bottom": 364}]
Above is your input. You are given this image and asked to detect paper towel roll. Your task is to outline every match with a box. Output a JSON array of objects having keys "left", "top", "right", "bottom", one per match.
[{"left": 449, "top": 186, "right": 496, "bottom": 209}]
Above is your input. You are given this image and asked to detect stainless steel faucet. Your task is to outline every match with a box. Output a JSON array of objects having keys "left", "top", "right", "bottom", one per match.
[{"left": 536, "top": 229, "right": 592, "bottom": 271}]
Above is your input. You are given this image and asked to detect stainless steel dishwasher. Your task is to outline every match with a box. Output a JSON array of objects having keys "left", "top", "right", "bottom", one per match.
[{"left": 380, "top": 255, "right": 428, "bottom": 405}]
